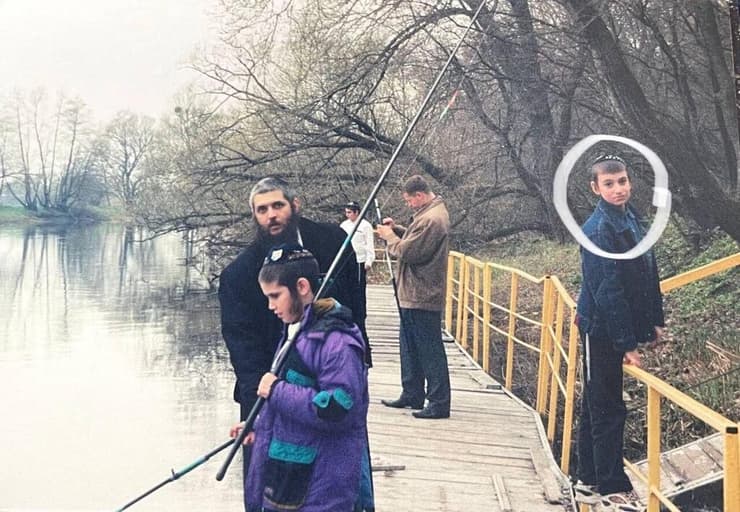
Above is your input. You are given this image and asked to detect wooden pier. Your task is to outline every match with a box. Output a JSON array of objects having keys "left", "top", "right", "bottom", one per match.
[
  {"left": 365, "top": 285, "right": 572, "bottom": 512},
  {"left": 630, "top": 432, "right": 727, "bottom": 501}
]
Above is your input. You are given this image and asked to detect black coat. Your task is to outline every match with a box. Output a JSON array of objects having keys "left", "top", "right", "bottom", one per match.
[{"left": 218, "top": 217, "right": 362, "bottom": 414}]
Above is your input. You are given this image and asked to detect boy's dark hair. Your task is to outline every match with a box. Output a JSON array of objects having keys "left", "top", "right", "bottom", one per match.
[
  {"left": 344, "top": 201, "right": 361, "bottom": 213},
  {"left": 590, "top": 154, "right": 629, "bottom": 182},
  {"left": 403, "top": 174, "right": 431, "bottom": 195},
  {"left": 259, "top": 244, "right": 320, "bottom": 293}
]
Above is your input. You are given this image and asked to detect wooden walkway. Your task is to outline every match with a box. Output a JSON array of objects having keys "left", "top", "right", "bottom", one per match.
[
  {"left": 365, "top": 285, "right": 572, "bottom": 512},
  {"left": 631, "top": 432, "right": 726, "bottom": 501}
]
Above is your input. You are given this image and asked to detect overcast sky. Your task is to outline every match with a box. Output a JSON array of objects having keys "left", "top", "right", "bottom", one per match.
[{"left": 0, "top": 0, "right": 217, "bottom": 121}]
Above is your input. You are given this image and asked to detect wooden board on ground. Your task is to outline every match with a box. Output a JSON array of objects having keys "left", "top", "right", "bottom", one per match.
[{"left": 630, "top": 432, "right": 727, "bottom": 501}]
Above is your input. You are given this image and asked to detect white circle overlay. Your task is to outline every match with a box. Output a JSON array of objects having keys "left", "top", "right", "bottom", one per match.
[{"left": 553, "top": 134, "right": 671, "bottom": 260}]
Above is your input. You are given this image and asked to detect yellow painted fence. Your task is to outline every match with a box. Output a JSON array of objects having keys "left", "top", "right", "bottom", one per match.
[{"left": 444, "top": 251, "right": 740, "bottom": 512}]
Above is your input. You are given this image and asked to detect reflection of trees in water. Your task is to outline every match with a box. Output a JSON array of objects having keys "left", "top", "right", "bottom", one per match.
[
  {"left": 2, "top": 224, "right": 216, "bottom": 355},
  {"left": 153, "top": 289, "right": 232, "bottom": 403}
]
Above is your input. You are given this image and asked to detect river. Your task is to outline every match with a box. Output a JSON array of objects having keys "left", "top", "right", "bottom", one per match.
[{"left": 0, "top": 224, "right": 243, "bottom": 511}]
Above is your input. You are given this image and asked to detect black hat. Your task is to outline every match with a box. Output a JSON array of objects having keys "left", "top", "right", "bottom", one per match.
[
  {"left": 262, "top": 244, "right": 316, "bottom": 267},
  {"left": 592, "top": 154, "right": 627, "bottom": 166},
  {"left": 344, "top": 201, "right": 361, "bottom": 212}
]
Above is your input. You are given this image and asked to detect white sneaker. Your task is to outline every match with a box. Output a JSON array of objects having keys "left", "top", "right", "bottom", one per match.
[
  {"left": 597, "top": 490, "right": 643, "bottom": 511},
  {"left": 573, "top": 480, "right": 600, "bottom": 505}
]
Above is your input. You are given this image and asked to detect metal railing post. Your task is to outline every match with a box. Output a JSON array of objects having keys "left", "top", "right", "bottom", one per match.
[
  {"left": 561, "top": 308, "right": 580, "bottom": 474},
  {"left": 547, "top": 295, "right": 566, "bottom": 442},
  {"left": 472, "top": 263, "right": 482, "bottom": 362},
  {"left": 723, "top": 425, "right": 740, "bottom": 512},
  {"left": 505, "top": 273, "right": 519, "bottom": 391},
  {"left": 460, "top": 257, "right": 471, "bottom": 350},
  {"left": 646, "top": 387, "right": 662, "bottom": 512},
  {"left": 482, "top": 264, "right": 492, "bottom": 373},
  {"left": 536, "top": 276, "right": 554, "bottom": 414}
]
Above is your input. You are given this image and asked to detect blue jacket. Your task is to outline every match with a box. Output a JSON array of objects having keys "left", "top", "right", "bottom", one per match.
[{"left": 576, "top": 199, "right": 665, "bottom": 352}]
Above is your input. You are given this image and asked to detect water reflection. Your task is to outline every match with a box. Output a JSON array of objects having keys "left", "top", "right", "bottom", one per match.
[{"left": 0, "top": 224, "right": 242, "bottom": 510}]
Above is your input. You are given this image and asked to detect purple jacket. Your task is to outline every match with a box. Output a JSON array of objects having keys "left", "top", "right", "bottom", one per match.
[{"left": 246, "top": 299, "right": 369, "bottom": 512}]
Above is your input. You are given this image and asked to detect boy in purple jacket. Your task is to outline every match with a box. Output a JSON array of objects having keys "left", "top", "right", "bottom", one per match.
[{"left": 231, "top": 245, "right": 371, "bottom": 512}]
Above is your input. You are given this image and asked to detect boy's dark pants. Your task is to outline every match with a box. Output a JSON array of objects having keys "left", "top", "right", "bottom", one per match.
[
  {"left": 577, "top": 332, "right": 633, "bottom": 495},
  {"left": 241, "top": 400, "right": 255, "bottom": 512}
]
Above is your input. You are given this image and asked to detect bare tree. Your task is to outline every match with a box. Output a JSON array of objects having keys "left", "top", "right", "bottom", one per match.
[
  {"left": 153, "top": 0, "right": 739, "bottom": 247},
  {"left": 1, "top": 90, "right": 106, "bottom": 214},
  {"left": 102, "top": 111, "right": 156, "bottom": 208},
  {"left": 561, "top": 0, "right": 740, "bottom": 239}
]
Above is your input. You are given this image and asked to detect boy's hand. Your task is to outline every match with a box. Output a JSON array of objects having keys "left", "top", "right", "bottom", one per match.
[
  {"left": 229, "top": 422, "right": 256, "bottom": 445},
  {"left": 645, "top": 326, "right": 666, "bottom": 350},
  {"left": 257, "top": 372, "right": 278, "bottom": 398},
  {"left": 623, "top": 350, "right": 641, "bottom": 367},
  {"left": 653, "top": 326, "right": 665, "bottom": 343}
]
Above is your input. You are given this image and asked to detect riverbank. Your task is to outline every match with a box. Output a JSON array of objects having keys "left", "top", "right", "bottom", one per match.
[
  {"left": 474, "top": 226, "right": 738, "bottom": 426},
  {"left": 466, "top": 227, "right": 737, "bottom": 512},
  {"left": 0, "top": 204, "right": 125, "bottom": 226},
  {"left": 370, "top": 226, "right": 737, "bottom": 511}
]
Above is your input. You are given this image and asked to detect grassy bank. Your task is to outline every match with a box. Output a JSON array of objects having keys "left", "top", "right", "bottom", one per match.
[
  {"left": 0, "top": 205, "right": 37, "bottom": 224},
  {"left": 471, "top": 227, "right": 736, "bottom": 511},
  {"left": 471, "top": 226, "right": 739, "bottom": 415},
  {"left": 0, "top": 205, "right": 123, "bottom": 225},
  {"left": 371, "top": 226, "right": 737, "bottom": 511}
]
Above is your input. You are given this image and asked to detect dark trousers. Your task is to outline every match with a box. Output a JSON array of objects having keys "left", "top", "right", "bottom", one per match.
[
  {"left": 577, "top": 332, "right": 633, "bottom": 494},
  {"left": 398, "top": 308, "right": 451, "bottom": 413},
  {"left": 356, "top": 263, "right": 368, "bottom": 319},
  {"left": 354, "top": 263, "right": 373, "bottom": 366},
  {"left": 240, "top": 400, "right": 255, "bottom": 512}
]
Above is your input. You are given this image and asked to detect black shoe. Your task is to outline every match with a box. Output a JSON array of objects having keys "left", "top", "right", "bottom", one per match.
[
  {"left": 381, "top": 397, "right": 424, "bottom": 409},
  {"left": 412, "top": 407, "right": 450, "bottom": 419}
]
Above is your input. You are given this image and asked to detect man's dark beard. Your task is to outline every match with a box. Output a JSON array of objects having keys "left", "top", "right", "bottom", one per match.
[{"left": 256, "top": 210, "right": 301, "bottom": 247}]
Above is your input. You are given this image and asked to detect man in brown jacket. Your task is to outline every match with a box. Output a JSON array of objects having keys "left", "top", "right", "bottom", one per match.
[{"left": 375, "top": 175, "right": 451, "bottom": 419}]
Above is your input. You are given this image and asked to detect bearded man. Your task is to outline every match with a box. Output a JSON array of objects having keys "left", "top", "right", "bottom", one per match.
[{"left": 218, "top": 177, "right": 364, "bottom": 509}]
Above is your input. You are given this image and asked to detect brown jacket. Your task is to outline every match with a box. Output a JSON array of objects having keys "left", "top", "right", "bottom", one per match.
[{"left": 386, "top": 196, "right": 450, "bottom": 311}]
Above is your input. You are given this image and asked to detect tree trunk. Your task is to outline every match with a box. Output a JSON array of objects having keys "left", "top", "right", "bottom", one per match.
[{"left": 565, "top": 0, "right": 740, "bottom": 241}]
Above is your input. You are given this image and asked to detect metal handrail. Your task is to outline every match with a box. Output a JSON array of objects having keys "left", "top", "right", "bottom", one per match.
[{"left": 444, "top": 250, "right": 740, "bottom": 512}]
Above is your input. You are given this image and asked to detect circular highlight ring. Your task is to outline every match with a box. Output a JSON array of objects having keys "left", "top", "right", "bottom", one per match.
[{"left": 552, "top": 135, "right": 671, "bottom": 260}]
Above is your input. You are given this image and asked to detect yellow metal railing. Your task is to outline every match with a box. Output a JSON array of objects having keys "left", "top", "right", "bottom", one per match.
[{"left": 444, "top": 250, "right": 740, "bottom": 512}]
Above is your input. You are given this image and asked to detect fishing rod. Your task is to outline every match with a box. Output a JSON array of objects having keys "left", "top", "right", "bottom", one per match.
[
  {"left": 114, "top": 440, "right": 232, "bottom": 511},
  {"left": 114, "top": 1, "right": 488, "bottom": 507},
  {"left": 217, "top": 0, "right": 487, "bottom": 481},
  {"left": 373, "top": 198, "right": 401, "bottom": 312}
]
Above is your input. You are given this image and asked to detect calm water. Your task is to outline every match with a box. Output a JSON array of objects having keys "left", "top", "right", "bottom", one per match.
[{"left": 0, "top": 224, "right": 243, "bottom": 511}]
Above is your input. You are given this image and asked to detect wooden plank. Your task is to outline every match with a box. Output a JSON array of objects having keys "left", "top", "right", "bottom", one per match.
[
  {"left": 493, "top": 474, "right": 513, "bottom": 512},
  {"left": 365, "top": 285, "right": 567, "bottom": 511},
  {"left": 702, "top": 434, "right": 724, "bottom": 465},
  {"left": 530, "top": 447, "right": 566, "bottom": 504},
  {"left": 631, "top": 432, "right": 727, "bottom": 499}
]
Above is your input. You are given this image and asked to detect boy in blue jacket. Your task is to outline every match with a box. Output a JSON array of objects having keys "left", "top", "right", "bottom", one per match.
[{"left": 574, "top": 155, "right": 665, "bottom": 511}]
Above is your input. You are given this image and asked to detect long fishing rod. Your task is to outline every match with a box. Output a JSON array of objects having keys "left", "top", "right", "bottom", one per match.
[
  {"left": 114, "top": 439, "right": 232, "bottom": 512},
  {"left": 373, "top": 198, "right": 401, "bottom": 312},
  {"left": 317, "top": 5, "right": 488, "bottom": 298},
  {"left": 114, "top": 2, "right": 488, "bottom": 508},
  {"left": 217, "top": 0, "right": 487, "bottom": 480}
]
